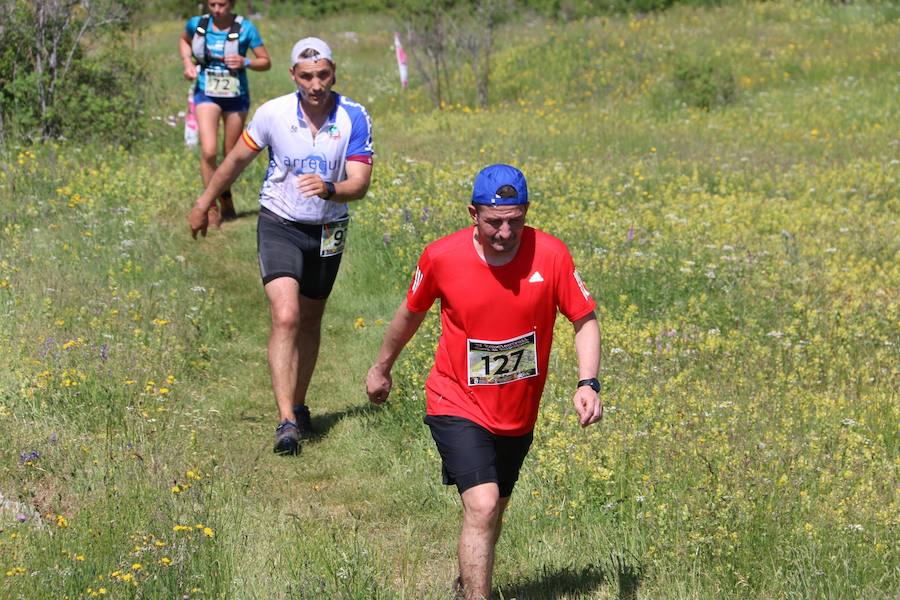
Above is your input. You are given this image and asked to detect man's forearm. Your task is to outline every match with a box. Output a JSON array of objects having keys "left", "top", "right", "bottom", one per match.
[
  {"left": 373, "top": 301, "right": 428, "bottom": 372},
  {"left": 330, "top": 177, "right": 369, "bottom": 203},
  {"left": 196, "top": 147, "right": 256, "bottom": 211},
  {"left": 573, "top": 312, "right": 600, "bottom": 380},
  {"left": 331, "top": 161, "right": 372, "bottom": 203}
]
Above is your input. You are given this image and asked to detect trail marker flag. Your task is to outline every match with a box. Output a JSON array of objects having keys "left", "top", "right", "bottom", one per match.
[
  {"left": 184, "top": 86, "right": 198, "bottom": 147},
  {"left": 394, "top": 32, "right": 408, "bottom": 89}
]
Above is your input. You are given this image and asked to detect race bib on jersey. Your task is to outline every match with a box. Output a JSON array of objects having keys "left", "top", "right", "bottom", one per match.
[
  {"left": 204, "top": 68, "right": 240, "bottom": 98},
  {"left": 320, "top": 219, "right": 349, "bottom": 257},
  {"left": 467, "top": 331, "right": 538, "bottom": 386}
]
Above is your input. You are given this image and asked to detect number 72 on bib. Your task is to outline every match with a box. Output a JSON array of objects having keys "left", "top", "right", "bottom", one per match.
[{"left": 467, "top": 331, "right": 538, "bottom": 386}]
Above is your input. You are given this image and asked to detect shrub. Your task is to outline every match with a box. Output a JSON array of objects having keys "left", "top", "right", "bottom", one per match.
[
  {"left": 669, "top": 53, "right": 737, "bottom": 110},
  {"left": 0, "top": 0, "right": 146, "bottom": 146},
  {"left": 654, "top": 55, "right": 737, "bottom": 110}
]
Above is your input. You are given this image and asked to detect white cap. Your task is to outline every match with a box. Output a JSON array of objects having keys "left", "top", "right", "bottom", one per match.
[{"left": 291, "top": 37, "right": 334, "bottom": 67}]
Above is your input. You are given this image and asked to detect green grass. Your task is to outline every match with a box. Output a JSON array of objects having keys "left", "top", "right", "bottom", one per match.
[{"left": 1, "top": 2, "right": 898, "bottom": 598}]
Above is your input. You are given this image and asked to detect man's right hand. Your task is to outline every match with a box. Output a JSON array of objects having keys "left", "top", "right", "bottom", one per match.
[
  {"left": 187, "top": 205, "right": 209, "bottom": 239},
  {"left": 366, "top": 365, "right": 392, "bottom": 405}
]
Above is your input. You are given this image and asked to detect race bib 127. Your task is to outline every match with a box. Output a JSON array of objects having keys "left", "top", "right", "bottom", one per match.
[{"left": 467, "top": 331, "right": 538, "bottom": 386}]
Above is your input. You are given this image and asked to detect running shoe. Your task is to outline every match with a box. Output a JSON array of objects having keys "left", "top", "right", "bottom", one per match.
[
  {"left": 219, "top": 191, "right": 237, "bottom": 221},
  {"left": 273, "top": 420, "right": 300, "bottom": 455},
  {"left": 293, "top": 404, "right": 315, "bottom": 440}
]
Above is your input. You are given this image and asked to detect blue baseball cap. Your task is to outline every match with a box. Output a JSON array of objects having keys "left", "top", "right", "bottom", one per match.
[{"left": 471, "top": 164, "right": 529, "bottom": 206}]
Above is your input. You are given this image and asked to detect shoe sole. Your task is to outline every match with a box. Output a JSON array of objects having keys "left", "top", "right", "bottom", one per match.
[
  {"left": 273, "top": 437, "right": 300, "bottom": 455},
  {"left": 273, "top": 443, "right": 300, "bottom": 455}
]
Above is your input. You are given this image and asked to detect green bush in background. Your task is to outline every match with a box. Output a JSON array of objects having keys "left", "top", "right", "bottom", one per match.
[{"left": 0, "top": 0, "right": 145, "bottom": 146}]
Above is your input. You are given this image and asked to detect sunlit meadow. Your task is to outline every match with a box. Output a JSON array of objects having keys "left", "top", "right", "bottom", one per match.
[{"left": 1, "top": 2, "right": 897, "bottom": 598}]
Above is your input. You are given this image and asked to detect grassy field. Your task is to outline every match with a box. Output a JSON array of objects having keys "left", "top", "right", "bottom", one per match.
[{"left": 1, "top": 2, "right": 898, "bottom": 598}]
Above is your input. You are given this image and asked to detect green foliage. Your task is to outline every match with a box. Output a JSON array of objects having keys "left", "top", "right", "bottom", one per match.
[
  {"left": 1, "top": 3, "right": 899, "bottom": 599},
  {"left": 138, "top": 0, "right": 740, "bottom": 26},
  {"left": 53, "top": 46, "right": 149, "bottom": 145},
  {"left": 0, "top": 0, "right": 145, "bottom": 145},
  {"left": 517, "top": 0, "right": 732, "bottom": 19},
  {"left": 669, "top": 52, "right": 737, "bottom": 110}
]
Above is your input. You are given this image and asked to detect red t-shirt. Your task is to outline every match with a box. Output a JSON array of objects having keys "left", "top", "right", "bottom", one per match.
[{"left": 406, "top": 226, "right": 596, "bottom": 435}]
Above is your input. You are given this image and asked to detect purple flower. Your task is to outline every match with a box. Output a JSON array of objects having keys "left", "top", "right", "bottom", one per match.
[
  {"left": 100, "top": 343, "right": 109, "bottom": 362},
  {"left": 15, "top": 513, "right": 28, "bottom": 522},
  {"left": 41, "top": 337, "right": 56, "bottom": 358},
  {"left": 627, "top": 224, "right": 635, "bottom": 243},
  {"left": 19, "top": 450, "right": 40, "bottom": 464}
]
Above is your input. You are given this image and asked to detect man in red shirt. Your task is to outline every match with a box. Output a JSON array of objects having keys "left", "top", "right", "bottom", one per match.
[{"left": 366, "top": 164, "right": 603, "bottom": 599}]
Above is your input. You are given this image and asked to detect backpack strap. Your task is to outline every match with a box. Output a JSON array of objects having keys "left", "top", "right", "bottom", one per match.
[
  {"left": 190, "top": 14, "right": 211, "bottom": 67},
  {"left": 223, "top": 15, "right": 244, "bottom": 64}
]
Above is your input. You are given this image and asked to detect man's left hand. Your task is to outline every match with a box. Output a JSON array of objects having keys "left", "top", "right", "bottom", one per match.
[
  {"left": 573, "top": 388, "right": 602, "bottom": 427},
  {"left": 296, "top": 174, "right": 328, "bottom": 199}
]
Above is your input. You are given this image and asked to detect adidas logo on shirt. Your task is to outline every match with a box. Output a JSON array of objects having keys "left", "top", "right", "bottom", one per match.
[{"left": 528, "top": 271, "right": 544, "bottom": 283}]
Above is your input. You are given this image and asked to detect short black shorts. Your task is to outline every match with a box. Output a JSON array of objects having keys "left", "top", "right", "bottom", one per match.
[
  {"left": 425, "top": 415, "right": 533, "bottom": 498},
  {"left": 256, "top": 206, "right": 346, "bottom": 299}
]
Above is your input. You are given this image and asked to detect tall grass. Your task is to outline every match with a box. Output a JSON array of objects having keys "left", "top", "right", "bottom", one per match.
[{"left": 1, "top": 2, "right": 897, "bottom": 598}]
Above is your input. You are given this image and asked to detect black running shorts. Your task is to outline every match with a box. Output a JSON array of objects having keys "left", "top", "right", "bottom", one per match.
[
  {"left": 424, "top": 415, "right": 533, "bottom": 498},
  {"left": 256, "top": 207, "right": 346, "bottom": 299}
]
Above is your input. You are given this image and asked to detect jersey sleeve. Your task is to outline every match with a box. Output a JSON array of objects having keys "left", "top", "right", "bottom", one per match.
[
  {"left": 345, "top": 103, "right": 374, "bottom": 164},
  {"left": 405, "top": 249, "right": 439, "bottom": 313},
  {"left": 185, "top": 16, "right": 200, "bottom": 37},
  {"left": 243, "top": 20, "right": 264, "bottom": 49},
  {"left": 242, "top": 104, "right": 270, "bottom": 151},
  {"left": 555, "top": 248, "right": 597, "bottom": 322}
]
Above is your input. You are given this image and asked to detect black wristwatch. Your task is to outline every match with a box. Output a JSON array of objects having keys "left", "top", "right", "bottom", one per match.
[
  {"left": 322, "top": 181, "right": 336, "bottom": 200},
  {"left": 577, "top": 378, "right": 601, "bottom": 393}
]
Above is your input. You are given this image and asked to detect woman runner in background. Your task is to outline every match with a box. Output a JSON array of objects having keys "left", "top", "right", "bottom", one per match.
[{"left": 179, "top": 0, "right": 270, "bottom": 224}]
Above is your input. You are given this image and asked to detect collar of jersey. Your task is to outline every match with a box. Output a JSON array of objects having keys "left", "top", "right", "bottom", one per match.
[{"left": 295, "top": 91, "right": 339, "bottom": 127}]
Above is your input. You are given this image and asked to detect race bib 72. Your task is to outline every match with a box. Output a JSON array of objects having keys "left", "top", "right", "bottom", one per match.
[{"left": 204, "top": 68, "right": 240, "bottom": 98}]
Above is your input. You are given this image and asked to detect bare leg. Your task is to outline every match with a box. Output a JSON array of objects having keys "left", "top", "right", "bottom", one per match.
[
  {"left": 293, "top": 294, "right": 327, "bottom": 409},
  {"left": 222, "top": 110, "right": 246, "bottom": 156},
  {"left": 264, "top": 277, "right": 302, "bottom": 422},
  {"left": 195, "top": 102, "right": 223, "bottom": 226},
  {"left": 195, "top": 102, "right": 223, "bottom": 187},
  {"left": 458, "top": 483, "right": 511, "bottom": 600},
  {"left": 220, "top": 111, "right": 247, "bottom": 218},
  {"left": 265, "top": 279, "right": 328, "bottom": 422}
]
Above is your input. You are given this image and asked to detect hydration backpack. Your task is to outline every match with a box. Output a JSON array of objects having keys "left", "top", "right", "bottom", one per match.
[{"left": 191, "top": 14, "right": 244, "bottom": 67}]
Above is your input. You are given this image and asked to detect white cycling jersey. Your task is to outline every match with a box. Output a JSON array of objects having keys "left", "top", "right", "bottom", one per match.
[{"left": 242, "top": 91, "right": 373, "bottom": 224}]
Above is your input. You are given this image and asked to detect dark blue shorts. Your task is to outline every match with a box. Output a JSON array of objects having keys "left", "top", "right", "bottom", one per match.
[
  {"left": 194, "top": 88, "right": 250, "bottom": 113},
  {"left": 425, "top": 415, "right": 533, "bottom": 498},
  {"left": 256, "top": 207, "right": 346, "bottom": 299}
]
